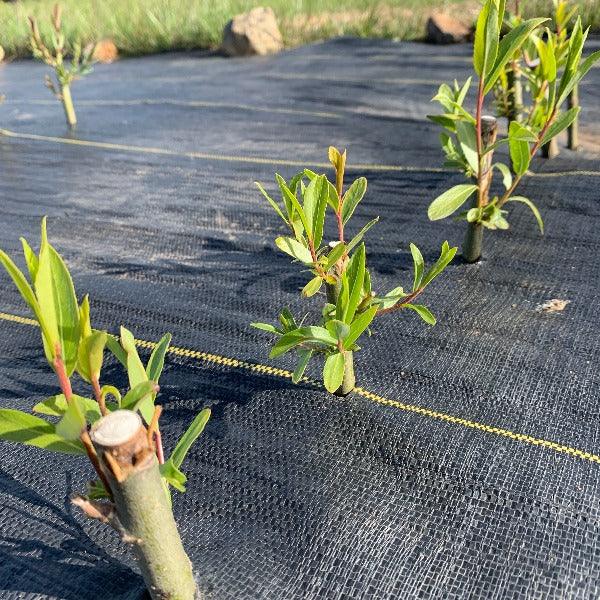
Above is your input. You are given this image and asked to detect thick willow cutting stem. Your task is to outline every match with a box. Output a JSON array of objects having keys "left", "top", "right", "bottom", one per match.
[
  {"left": 463, "top": 114, "right": 497, "bottom": 263},
  {"left": 91, "top": 411, "right": 198, "bottom": 600},
  {"left": 61, "top": 84, "right": 77, "bottom": 128},
  {"left": 325, "top": 282, "right": 355, "bottom": 396},
  {"left": 567, "top": 84, "right": 579, "bottom": 150}
]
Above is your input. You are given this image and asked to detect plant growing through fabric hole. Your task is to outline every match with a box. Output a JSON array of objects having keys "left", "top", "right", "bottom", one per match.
[
  {"left": 0, "top": 218, "right": 210, "bottom": 600},
  {"left": 252, "top": 147, "right": 456, "bottom": 396},
  {"left": 28, "top": 4, "right": 96, "bottom": 128},
  {"left": 493, "top": 0, "right": 582, "bottom": 158},
  {"left": 427, "top": 0, "right": 600, "bottom": 263}
]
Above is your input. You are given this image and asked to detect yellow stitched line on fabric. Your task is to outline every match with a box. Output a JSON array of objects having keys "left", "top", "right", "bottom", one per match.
[
  {"left": 1, "top": 129, "right": 597, "bottom": 177},
  {"left": 1, "top": 310, "right": 598, "bottom": 465}
]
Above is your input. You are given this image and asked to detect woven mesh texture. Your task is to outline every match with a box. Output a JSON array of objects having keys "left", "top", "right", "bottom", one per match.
[{"left": 1, "top": 38, "right": 600, "bottom": 599}]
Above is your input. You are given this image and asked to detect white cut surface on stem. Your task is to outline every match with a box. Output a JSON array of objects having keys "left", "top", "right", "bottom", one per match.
[{"left": 91, "top": 410, "right": 141, "bottom": 446}]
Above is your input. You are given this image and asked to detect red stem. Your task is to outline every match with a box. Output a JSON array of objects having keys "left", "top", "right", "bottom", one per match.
[
  {"left": 376, "top": 287, "right": 425, "bottom": 317},
  {"left": 475, "top": 77, "right": 485, "bottom": 207}
]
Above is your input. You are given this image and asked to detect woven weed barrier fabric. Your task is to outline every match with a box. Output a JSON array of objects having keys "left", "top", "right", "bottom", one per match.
[{"left": 1, "top": 39, "right": 600, "bottom": 599}]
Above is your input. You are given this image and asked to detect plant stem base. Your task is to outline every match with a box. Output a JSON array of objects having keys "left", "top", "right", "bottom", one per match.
[
  {"left": 463, "top": 222, "right": 483, "bottom": 263},
  {"left": 61, "top": 84, "right": 77, "bottom": 128},
  {"left": 333, "top": 351, "right": 355, "bottom": 397}
]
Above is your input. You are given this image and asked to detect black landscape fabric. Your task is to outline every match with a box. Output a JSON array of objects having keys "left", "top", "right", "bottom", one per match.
[{"left": 1, "top": 38, "right": 600, "bottom": 599}]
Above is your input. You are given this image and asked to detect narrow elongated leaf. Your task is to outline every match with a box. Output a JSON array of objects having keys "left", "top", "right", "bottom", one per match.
[
  {"left": 428, "top": 184, "right": 478, "bottom": 221},
  {"left": 256, "top": 181, "right": 287, "bottom": 224},
  {"left": 292, "top": 349, "right": 312, "bottom": 384},
  {"left": 303, "top": 174, "right": 328, "bottom": 245},
  {"left": 33, "top": 394, "right": 68, "bottom": 416},
  {"left": 346, "top": 217, "right": 379, "bottom": 252},
  {"left": 456, "top": 121, "right": 479, "bottom": 174},
  {"left": 120, "top": 327, "right": 148, "bottom": 389},
  {"left": 250, "top": 322, "right": 282, "bottom": 334},
  {"left": 0, "top": 408, "right": 85, "bottom": 454},
  {"left": 422, "top": 242, "right": 458, "bottom": 287},
  {"left": 105, "top": 333, "right": 127, "bottom": 368},
  {"left": 323, "top": 352, "right": 345, "bottom": 394},
  {"left": 344, "top": 244, "right": 365, "bottom": 324},
  {"left": 483, "top": 18, "right": 549, "bottom": 93},
  {"left": 146, "top": 333, "right": 172, "bottom": 383},
  {"left": 35, "top": 242, "right": 81, "bottom": 375},
  {"left": 279, "top": 179, "right": 310, "bottom": 236},
  {"left": 507, "top": 196, "right": 544, "bottom": 233},
  {"left": 474, "top": 0, "right": 499, "bottom": 77},
  {"left": 493, "top": 163, "right": 513, "bottom": 190},
  {"left": 324, "top": 243, "right": 346, "bottom": 270},
  {"left": 541, "top": 107, "right": 580, "bottom": 146},
  {"left": 410, "top": 243, "right": 424, "bottom": 292},
  {"left": 344, "top": 306, "right": 378, "bottom": 349},
  {"left": 341, "top": 177, "right": 367, "bottom": 225},
  {"left": 77, "top": 330, "right": 106, "bottom": 383},
  {"left": 404, "top": 304, "right": 436, "bottom": 325},
  {"left": 160, "top": 460, "right": 187, "bottom": 492},
  {"left": 508, "top": 121, "right": 531, "bottom": 176},
  {"left": 170, "top": 408, "right": 211, "bottom": 469},
  {"left": 275, "top": 236, "right": 313, "bottom": 264},
  {"left": 326, "top": 319, "right": 350, "bottom": 341},
  {"left": 270, "top": 326, "right": 336, "bottom": 358},
  {"left": 20, "top": 237, "right": 39, "bottom": 281},
  {"left": 377, "top": 286, "right": 406, "bottom": 310}
]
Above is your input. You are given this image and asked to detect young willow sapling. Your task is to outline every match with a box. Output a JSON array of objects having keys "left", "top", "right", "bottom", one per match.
[
  {"left": 28, "top": 4, "right": 96, "bottom": 128},
  {"left": 0, "top": 219, "right": 209, "bottom": 600},
  {"left": 427, "top": 0, "right": 600, "bottom": 263},
  {"left": 493, "top": 0, "right": 582, "bottom": 157},
  {"left": 252, "top": 147, "right": 456, "bottom": 396}
]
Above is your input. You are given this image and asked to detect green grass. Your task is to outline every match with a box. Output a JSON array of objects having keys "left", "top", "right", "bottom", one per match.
[{"left": 0, "top": 0, "right": 598, "bottom": 59}]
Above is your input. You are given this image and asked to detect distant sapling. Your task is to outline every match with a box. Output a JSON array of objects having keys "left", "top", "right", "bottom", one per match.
[
  {"left": 28, "top": 4, "right": 96, "bottom": 128},
  {"left": 427, "top": 0, "right": 600, "bottom": 262},
  {"left": 252, "top": 147, "right": 456, "bottom": 396},
  {"left": 0, "top": 219, "right": 209, "bottom": 600}
]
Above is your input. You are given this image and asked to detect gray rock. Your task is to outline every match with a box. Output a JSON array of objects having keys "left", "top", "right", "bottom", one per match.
[{"left": 221, "top": 7, "right": 283, "bottom": 57}]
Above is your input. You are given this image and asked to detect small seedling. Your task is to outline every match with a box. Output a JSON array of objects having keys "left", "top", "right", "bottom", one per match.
[
  {"left": 28, "top": 4, "right": 96, "bottom": 128},
  {"left": 252, "top": 147, "right": 456, "bottom": 396},
  {"left": 493, "top": 0, "right": 581, "bottom": 157},
  {"left": 427, "top": 0, "right": 600, "bottom": 262},
  {"left": 0, "top": 219, "right": 209, "bottom": 600}
]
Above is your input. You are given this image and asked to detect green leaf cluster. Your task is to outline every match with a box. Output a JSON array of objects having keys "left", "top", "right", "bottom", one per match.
[{"left": 254, "top": 149, "right": 456, "bottom": 393}]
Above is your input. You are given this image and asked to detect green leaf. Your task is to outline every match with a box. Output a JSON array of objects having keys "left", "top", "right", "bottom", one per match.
[
  {"left": 278, "top": 178, "right": 310, "bottom": 236},
  {"left": 100, "top": 385, "right": 121, "bottom": 407},
  {"left": 559, "top": 48, "right": 600, "bottom": 107},
  {"left": 474, "top": 0, "right": 499, "bottom": 78},
  {"left": 160, "top": 460, "right": 188, "bottom": 493},
  {"left": 326, "top": 319, "right": 350, "bottom": 341},
  {"left": 344, "top": 306, "right": 378, "bottom": 349},
  {"left": 302, "top": 276, "right": 322, "bottom": 298},
  {"left": 540, "top": 106, "right": 580, "bottom": 145},
  {"left": 377, "top": 286, "right": 406, "bottom": 310},
  {"left": 33, "top": 394, "right": 68, "bottom": 416},
  {"left": 78, "top": 295, "right": 92, "bottom": 339},
  {"left": 324, "top": 243, "right": 346, "bottom": 270},
  {"left": 120, "top": 326, "right": 149, "bottom": 390},
  {"left": 303, "top": 174, "right": 328, "bottom": 247},
  {"left": 508, "top": 121, "right": 531, "bottom": 176},
  {"left": 341, "top": 177, "right": 367, "bottom": 225},
  {"left": 404, "top": 304, "right": 436, "bottom": 325},
  {"left": 507, "top": 196, "right": 544, "bottom": 233},
  {"left": 344, "top": 244, "right": 366, "bottom": 324},
  {"left": 456, "top": 121, "right": 479, "bottom": 174},
  {"left": 422, "top": 241, "right": 458, "bottom": 287},
  {"left": 493, "top": 163, "right": 513, "bottom": 190},
  {"left": 105, "top": 333, "right": 128, "bottom": 368},
  {"left": 0, "top": 408, "right": 85, "bottom": 454},
  {"left": 323, "top": 352, "right": 345, "bottom": 394},
  {"left": 251, "top": 322, "right": 282, "bottom": 334},
  {"left": 170, "top": 408, "right": 211, "bottom": 469},
  {"left": 292, "top": 349, "right": 312, "bottom": 384},
  {"left": 410, "top": 243, "right": 424, "bottom": 292},
  {"left": 121, "top": 380, "right": 157, "bottom": 422},
  {"left": 275, "top": 236, "right": 313, "bottom": 264},
  {"left": 270, "top": 326, "right": 336, "bottom": 358},
  {"left": 428, "top": 184, "right": 478, "bottom": 221},
  {"left": 20, "top": 237, "right": 39, "bottom": 281},
  {"left": 34, "top": 240, "right": 81, "bottom": 375},
  {"left": 346, "top": 217, "right": 379, "bottom": 252},
  {"left": 56, "top": 396, "right": 87, "bottom": 440},
  {"left": 483, "top": 18, "right": 549, "bottom": 93},
  {"left": 146, "top": 333, "right": 172, "bottom": 383},
  {"left": 256, "top": 181, "right": 287, "bottom": 224},
  {"left": 77, "top": 330, "right": 107, "bottom": 384}
]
